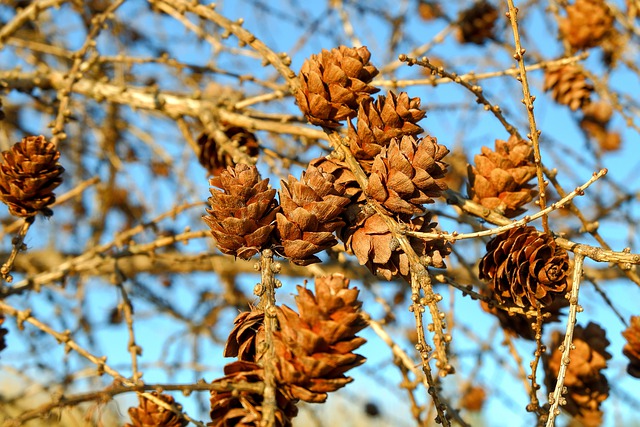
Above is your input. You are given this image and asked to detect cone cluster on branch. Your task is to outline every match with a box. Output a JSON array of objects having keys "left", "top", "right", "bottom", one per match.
[
  {"left": 295, "top": 46, "right": 379, "bottom": 128},
  {"left": 0, "top": 135, "right": 64, "bottom": 218},
  {"left": 622, "top": 315, "right": 640, "bottom": 378},
  {"left": 467, "top": 135, "right": 537, "bottom": 218},
  {"left": 198, "top": 126, "right": 260, "bottom": 176},
  {"left": 479, "top": 226, "right": 569, "bottom": 308},
  {"left": 203, "top": 164, "right": 279, "bottom": 259},
  {"left": 211, "top": 275, "right": 367, "bottom": 424},
  {"left": 544, "top": 65, "right": 593, "bottom": 111},
  {"left": 558, "top": 0, "right": 614, "bottom": 51},
  {"left": 544, "top": 323, "right": 611, "bottom": 427},
  {"left": 580, "top": 101, "right": 621, "bottom": 152},
  {"left": 455, "top": 1, "right": 499, "bottom": 45},
  {"left": 125, "top": 392, "right": 188, "bottom": 427}
]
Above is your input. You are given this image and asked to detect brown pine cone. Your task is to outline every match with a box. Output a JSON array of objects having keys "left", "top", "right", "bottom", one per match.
[
  {"left": 467, "top": 135, "right": 537, "bottom": 218},
  {"left": 309, "top": 156, "right": 361, "bottom": 200},
  {"left": 269, "top": 274, "right": 368, "bottom": 403},
  {"left": 198, "top": 127, "right": 260, "bottom": 177},
  {"left": 622, "top": 315, "right": 640, "bottom": 378},
  {"left": 224, "top": 309, "right": 265, "bottom": 361},
  {"left": 559, "top": 0, "right": 614, "bottom": 51},
  {"left": 459, "top": 385, "right": 487, "bottom": 412},
  {"left": 367, "top": 135, "right": 448, "bottom": 215},
  {"left": 456, "top": 1, "right": 499, "bottom": 45},
  {"left": 418, "top": 0, "right": 443, "bottom": 20},
  {"left": 209, "top": 361, "right": 298, "bottom": 427},
  {"left": 544, "top": 323, "right": 611, "bottom": 427},
  {"left": 276, "top": 166, "right": 350, "bottom": 265},
  {"left": 544, "top": 65, "right": 593, "bottom": 111},
  {"left": 479, "top": 226, "right": 569, "bottom": 308},
  {"left": 343, "top": 211, "right": 450, "bottom": 280},
  {"left": 348, "top": 91, "right": 425, "bottom": 173},
  {"left": 295, "top": 46, "right": 379, "bottom": 128},
  {"left": 125, "top": 392, "right": 188, "bottom": 427},
  {"left": 0, "top": 135, "right": 64, "bottom": 217},
  {"left": 203, "top": 164, "right": 279, "bottom": 259}
]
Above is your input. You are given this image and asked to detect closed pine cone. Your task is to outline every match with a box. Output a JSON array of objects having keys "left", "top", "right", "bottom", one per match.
[
  {"left": 0, "top": 135, "right": 64, "bottom": 217},
  {"left": 348, "top": 91, "right": 425, "bottom": 173},
  {"left": 456, "top": 1, "right": 499, "bottom": 45},
  {"left": 125, "top": 392, "right": 188, "bottom": 427},
  {"left": 277, "top": 166, "right": 350, "bottom": 265},
  {"left": 209, "top": 361, "right": 298, "bottom": 427},
  {"left": 269, "top": 274, "right": 368, "bottom": 403},
  {"left": 467, "top": 134, "right": 537, "bottom": 218},
  {"left": 479, "top": 226, "right": 569, "bottom": 308},
  {"left": 367, "top": 135, "right": 448, "bottom": 215},
  {"left": 203, "top": 164, "right": 279, "bottom": 259},
  {"left": 622, "top": 315, "right": 640, "bottom": 378},
  {"left": 198, "top": 126, "right": 259, "bottom": 176},
  {"left": 559, "top": 0, "right": 614, "bottom": 51},
  {"left": 295, "top": 46, "right": 379, "bottom": 128},
  {"left": 544, "top": 65, "right": 593, "bottom": 111},
  {"left": 544, "top": 323, "right": 611, "bottom": 427}
]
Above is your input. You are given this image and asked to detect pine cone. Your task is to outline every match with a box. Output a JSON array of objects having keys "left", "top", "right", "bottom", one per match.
[
  {"left": 209, "top": 361, "right": 298, "bottom": 427},
  {"left": 479, "top": 226, "right": 569, "bottom": 308},
  {"left": 559, "top": 0, "right": 614, "bottom": 51},
  {"left": 544, "top": 65, "right": 593, "bottom": 111},
  {"left": 309, "top": 156, "right": 361, "bottom": 200},
  {"left": 366, "top": 135, "right": 448, "bottom": 215},
  {"left": 418, "top": 0, "right": 443, "bottom": 20},
  {"left": 270, "top": 274, "right": 368, "bottom": 403},
  {"left": 125, "top": 392, "right": 188, "bottom": 427},
  {"left": 544, "top": 323, "right": 611, "bottom": 427},
  {"left": 198, "top": 127, "right": 260, "bottom": 176},
  {"left": 456, "top": 1, "right": 499, "bottom": 45},
  {"left": 348, "top": 91, "right": 425, "bottom": 173},
  {"left": 622, "top": 315, "right": 640, "bottom": 378},
  {"left": 0, "top": 135, "right": 64, "bottom": 217},
  {"left": 467, "top": 135, "right": 537, "bottom": 218},
  {"left": 459, "top": 386, "right": 487, "bottom": 412},
  {"left": 295, "top": 46, "right": 379, "bottom": 128},
  {"left": 276, "top": 166, "right": 350, "bottom": 265},
  {"left": 343, "top": 211, "right": 450, "bottom": 280},
  {"left": 203, "top": 164, "right": 279, "bottom": 259},
  {"left": 224, "top": 309, "right": 265, "bottom": 361}
]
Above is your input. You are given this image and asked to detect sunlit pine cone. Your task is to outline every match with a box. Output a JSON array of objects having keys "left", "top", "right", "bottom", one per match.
[
  {"left": 418, "top": 0, "right": 443, "bottom": 20},
  {"left": 348, "top": 91, "right": 425, "bottom": 173},
  {"left": 268, "top": 274, "right": 368, "bottom": 403},
  {"left": 456, "top": 1, "right": 499, "bottom": 45},
  {"left": 203, "top": 164, "right": 279, "bottom": 259},
  {"left": 209, "top": 361, "right": 298, "bottom": 427},
  {"left": 580, "top": 101, "right": 622, "bottom": 152},
  {"left": 544, "top": 65, "right": 593, "bottom": 111},
  {"left": 198, "top": 127, "right": 260, "bottom": 176},
  {"left": 558, "top": 0, "right": 614, "bottom": 51},
  {"left": 544, "top": 323, "right": 611, "bottom": 427},
  {"left": 125, "top": 392, "right": 188, "bottom": 427},
  {"left": 622, "top": 315, "right": 640, "bottom": 378},
  {"left": 0, "top": 135, "right": 64, "bottom": 217},
  {"left": 344, "top": 211, "right": 450, "bottom": 280},
  {"left": 295, "top": 46, "right": 379, "bottom": 128},
  {"left": 467, "top": 134, "right": 537, "bottom": 218},
  {"left": 309, "top": 156, "right": 362, "bottom": 200},
  {"left": 480, "top": 287, "right": 566, "bottom": 340},
  {"left": 479, "top": 226, "right": 569, "bottom": 308},
  {"left": 276, "top": 166, "right": 350, "bottom": 265},
  {"left": 367, "top": 135, "right": 448, "bottom": 215},
  {"left": 223, "top": 309, "right": 265, "bottom": 361}
]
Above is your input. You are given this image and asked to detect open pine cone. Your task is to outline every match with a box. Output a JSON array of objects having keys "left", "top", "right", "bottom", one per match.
[
  {"left": 544, "top": 65, "right": 593, "bottom": 111},
  {"left": 467, "top": 135, "right": 537, "bottom": 218},
  {"left": 125, "top": 392, "right": 188, "bottom": 427},
  {"left": 622, "top": 315, "right": 640, "bottom": 378},
  {"left": 209, "top": 361, "right": 298, "bottom": 427},
  {"left": 558, "top": 0, "right": 614, "bottom": 51},
  {"left": 276, "top": 166, "right": 350, "bottom": 265},
  {"left": 0, "top": 135, "right": 64, "bottom": 217},
  {"left": 479, "top": 226, "right": 569, "bottom": 308},
  {"left": 198, "top": 126, "right": 260, "bottom": 176},
  {"left": 295, "top": 46, "right": 379, "bottom": 128},
  {"left": 456, "top": 1, "right": 499, "bottom": 45},
  {"left": 203, "top": 164, "right": 279, "bottom": 259},
  {"left": 544, "top": 323, "right": 611, "bottom": 427}
]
